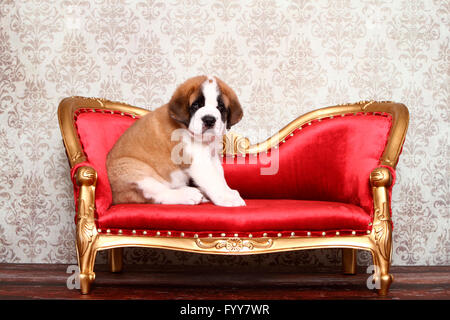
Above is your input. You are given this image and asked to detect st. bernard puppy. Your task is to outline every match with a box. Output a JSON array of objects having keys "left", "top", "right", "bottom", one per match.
[{"left": 106, "top": 75, "right": 246, "bottom": 207}]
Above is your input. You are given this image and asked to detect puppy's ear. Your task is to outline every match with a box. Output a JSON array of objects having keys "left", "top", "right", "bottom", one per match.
[
  {"left": 168, "top": 86, "right": 190, "bottom": 127},
  {"left": 216, "top": 77, "right": 243, "bottom": 129},
  {"left": 168, "top": 76, "right": 207, "bottom": 127},
  {"left": 227, "top": 94, "right": 243, "bottom": 129}
]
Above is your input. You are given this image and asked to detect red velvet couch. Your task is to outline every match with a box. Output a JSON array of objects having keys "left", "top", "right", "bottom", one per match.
[{"left": 58, "top": 97, "right": 408, "bottom": 295}]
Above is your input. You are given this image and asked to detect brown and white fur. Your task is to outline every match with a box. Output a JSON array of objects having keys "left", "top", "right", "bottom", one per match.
[{"left": 106, "top": 75, "right": 246, "bottom": 207}]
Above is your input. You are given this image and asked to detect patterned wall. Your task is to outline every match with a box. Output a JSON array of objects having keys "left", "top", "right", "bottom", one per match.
[{"left": 0, "top": 0, "right": 448, "bottom": 267}]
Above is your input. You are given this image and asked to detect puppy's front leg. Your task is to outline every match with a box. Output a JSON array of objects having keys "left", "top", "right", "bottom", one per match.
[
  {"left": 189, "top": 155, "right": 245, "bottom": 207},
  {"left": 136, "top": 177, "right": 204, "bottom": 205}
]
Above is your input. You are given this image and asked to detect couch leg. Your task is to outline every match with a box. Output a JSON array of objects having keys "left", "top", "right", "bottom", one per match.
[
  {"left": 373, "top": 252, "right": 393, "bottom": 296},
  {"left": 79, "top": 271, "right": 95, "bottom": 295},
  {"left": 77, "top": 246, "right": 97, "bottom": 295},
  {"left": 109, "top": 248, "right": 123, "bottom": 273},
  {"left": 342, "top": 248, "right": 357, "bottom": 275}
]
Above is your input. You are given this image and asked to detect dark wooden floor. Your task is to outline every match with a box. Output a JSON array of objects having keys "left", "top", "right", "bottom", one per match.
[{"left": 0, "top": 264, "right": 448, "bottom": 300}]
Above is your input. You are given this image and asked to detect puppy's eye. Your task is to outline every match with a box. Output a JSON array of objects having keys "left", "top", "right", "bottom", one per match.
[
  {"left": 190, "top": 102, "right": 200, "bottom": 112},
  {"left": 217, "top": 100, "right": 226, "bottom": 112}
]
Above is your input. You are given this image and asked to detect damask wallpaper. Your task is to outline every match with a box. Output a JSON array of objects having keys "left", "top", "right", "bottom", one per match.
[{"left": 0, "top": 0, "right": 448, "bottom": 267}]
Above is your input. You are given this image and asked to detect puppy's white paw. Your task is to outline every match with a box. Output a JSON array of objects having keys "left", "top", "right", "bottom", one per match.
[
  {"left": 211, "top": 189, "right": 246, "bottom": 207},
  {"left": 156, "top": 187, "right": 203, "bottom": 205},
  {"left": 176, "top": 186, "right": 204, "bottom": 205},
  {"left": 201, "top": 196, "right": 210, "bottom": 203}
]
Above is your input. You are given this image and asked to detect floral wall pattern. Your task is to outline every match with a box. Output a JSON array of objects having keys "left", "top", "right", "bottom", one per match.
[{"left": 0, "top": 0, "right": 448, "bottom": 267}]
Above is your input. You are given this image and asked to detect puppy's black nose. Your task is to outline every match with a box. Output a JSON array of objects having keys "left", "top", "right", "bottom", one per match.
[{"left": 201, "top": 115, "right": 216, "bottom": 128}]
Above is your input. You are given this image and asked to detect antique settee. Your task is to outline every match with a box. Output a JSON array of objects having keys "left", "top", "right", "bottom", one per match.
[{"left": 58, "top": 97, "right": 408, "bottom": 295}]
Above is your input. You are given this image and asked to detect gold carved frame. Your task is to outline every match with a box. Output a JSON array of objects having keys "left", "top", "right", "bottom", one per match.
[{"left": 58, "top": 97, "right": 409, "bottom": 295}]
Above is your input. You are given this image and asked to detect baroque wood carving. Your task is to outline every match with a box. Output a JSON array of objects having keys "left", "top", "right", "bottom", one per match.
[
  {"left": 370, "top": 167, "right": 393, "bottom": 262},
  {"left": 195, "top": 237, "right": 273, "bottom": 252}
]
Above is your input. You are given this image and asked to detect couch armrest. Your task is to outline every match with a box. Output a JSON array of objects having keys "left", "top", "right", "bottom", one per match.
[
  {"left": 75, "top": 165, "right": 98, "bottom": 188},
  {"left": 369, "top": 166, "right": 393, "bottom": 261},
  {"left": 70, "top": 162, "right": 98, "bottom": 199},
  {"left": 70, "top": 164, "right": 98, "bottom": 225},
  {"left": 74, "top": 166, "right": 98, "bottom": 260},
  {"left": 370, "top": 165, "right": 395, "bottom": 220},
  {"left": 73, "top": 165, "right": 97, "bottom": 220},
  {"left": 370, "top": 166, "right": 393, "bottom": 189}
]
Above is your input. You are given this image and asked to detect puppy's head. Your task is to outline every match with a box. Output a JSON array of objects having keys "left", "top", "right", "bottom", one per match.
[{"left": 169, "top": 75, "right": 243, "bottom": 139}]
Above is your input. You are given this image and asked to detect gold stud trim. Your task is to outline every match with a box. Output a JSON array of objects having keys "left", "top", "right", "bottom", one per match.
[{"left": 98, "top": 230, "right": 368, "bottom": 237}]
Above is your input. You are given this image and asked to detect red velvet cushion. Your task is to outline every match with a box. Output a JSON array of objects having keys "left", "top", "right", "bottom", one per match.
[{"left": 98, "top": 199, "right": 371, "bottom": 236}]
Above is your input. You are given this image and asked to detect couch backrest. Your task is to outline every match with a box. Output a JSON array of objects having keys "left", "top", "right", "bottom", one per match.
[
  {"left": 74, "top": 108, "right": 392, "bottom": 217},
  {"left": 222, "top": 113, "right": 392, "bottom": 216},
  {"left": 74, "top": 109, "right": 136, "bottom": 215}
]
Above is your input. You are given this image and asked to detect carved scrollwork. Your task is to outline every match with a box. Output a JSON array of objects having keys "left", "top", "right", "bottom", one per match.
[
  {"left": 94, "top": 98, "right": 105, "bottom": 107},
  {"left": 76, "top": 166, "right": 97, "bottom": 186},
  {"left": 370, "top": 167, "right": 392, "bottom": 188},
  {"left": 75, "top": 166, "right": 98, "bottom": 264},
  {"left": 370, "top": 167, "right": 393, "bottom": 262},
  {"left": 195, "top": 237, "right": 273, "bottom": 252},
  {"left": 71, "top": 151, "right": 83, "bottom": 163},
  {"left": 222, "top": 132, "right": 250, "bottom": 155},
  {"left": 372, "top": 202, "right": 391, "bottom": 261},
  {"left": 370, "top": 170, "right": 385, "bottom": 182},
  {"left": 360, "top": 100, "right": 375, "bottom": 110},
  {"left": 77, "top": 199, "right": 97, "bottom": 257}
]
